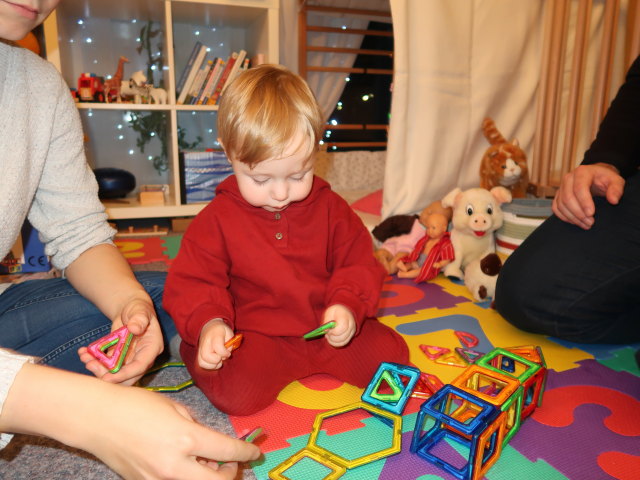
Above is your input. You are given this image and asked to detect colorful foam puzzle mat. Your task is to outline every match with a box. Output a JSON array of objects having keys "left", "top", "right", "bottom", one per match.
[{"left": 118, "top": 236, "right": 640, "bottom": 480}]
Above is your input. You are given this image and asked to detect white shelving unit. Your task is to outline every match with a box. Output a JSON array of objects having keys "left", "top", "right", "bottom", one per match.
[{"left": 43, "top": 0, "right": 279, "bottom": 220}]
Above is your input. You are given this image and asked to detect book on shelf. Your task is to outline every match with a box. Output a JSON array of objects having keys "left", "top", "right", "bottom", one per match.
[
  {"left": 220, "top": 49, "right": 247, "bottom": 96},
  {"left": 207, "top": 51, "right": 238, "bottom": 106},
  {"left": 177, "top": 43, "right": 208, "bottom": 104},
  {"left": 185, "top": 59, "right": 212, "bottom": 104},
  {"left": 197, "top": 57, "right": 225, "bottom": 105},
  {"left": 179, "top": 150, "right": 233, "bottom": 204},
  {"left": 251, "top": 53, "right": 265, "bottom": 67},
  {"left": 175, "top": 41, "right": 202, "bottom": 97}
]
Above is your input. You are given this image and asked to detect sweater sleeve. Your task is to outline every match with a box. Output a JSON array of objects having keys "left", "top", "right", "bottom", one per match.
[
  {"left": 0, "top": 349, "right": 34, "bottom": 449},
  {"left": 324, "top": 195, "right": 386, "bottom": 330},
  {"left": 580, "top": 55, "right": 640, "bottom": 178},
  {"left": 25, "top": 55, "right": 114, "bottom": 270},
  {"left": 163, "top": 207, "right": 235, "bottom": 346}
]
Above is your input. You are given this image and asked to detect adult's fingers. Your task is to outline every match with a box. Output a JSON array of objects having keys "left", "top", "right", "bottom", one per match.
[
  {"left": 604, "top": 176, "right": 625, "bottom": 205},
  {"left": 571, "top": 168, "right": 597, "bottom": 218},
  {"left": 552, "top": 195, "right": 593, "bottom": 230},
  {"left": 189, "top": 427, "right": 261, "bottom": 464},
  {"left": 553, "top": 173, "right": 594, "bottom": 228}
]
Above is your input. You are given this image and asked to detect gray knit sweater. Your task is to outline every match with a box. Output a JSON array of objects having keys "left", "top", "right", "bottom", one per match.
[{"left": 0, "top": 41, "right": 115, "bottom": 271}]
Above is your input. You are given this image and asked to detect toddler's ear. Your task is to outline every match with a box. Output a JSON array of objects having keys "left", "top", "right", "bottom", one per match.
[{"left": 217, "top": 139, "right": 229, "bottom": 159}]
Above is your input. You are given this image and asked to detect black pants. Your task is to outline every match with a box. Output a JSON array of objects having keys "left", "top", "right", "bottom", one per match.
[{"left": 495, "top": 170, "right": 640, "bottom": 344}]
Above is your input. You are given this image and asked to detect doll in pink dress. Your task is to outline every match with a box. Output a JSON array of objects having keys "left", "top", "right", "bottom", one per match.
[{"left": 374, "top": 200, "right": 452, "bottom": 274}]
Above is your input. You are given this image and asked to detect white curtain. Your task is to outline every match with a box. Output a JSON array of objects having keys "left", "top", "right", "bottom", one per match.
[
  {"left": 280, "top": 0, "right": 391, "bottom": 121},
  {"left": 383, "top": 0, "right": 545, "bottom": 218}
]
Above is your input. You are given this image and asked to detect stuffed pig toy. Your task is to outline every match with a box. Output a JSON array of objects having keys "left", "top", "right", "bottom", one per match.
[{"left": 441, "top": 186, "right": 512, "bottom": 280}]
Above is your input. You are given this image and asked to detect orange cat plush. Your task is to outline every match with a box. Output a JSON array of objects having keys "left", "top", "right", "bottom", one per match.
[{"left": 479, "top": 118, "right": 529, "bottom": 198}]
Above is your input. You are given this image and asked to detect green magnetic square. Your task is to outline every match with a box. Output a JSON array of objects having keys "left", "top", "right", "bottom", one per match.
[
  {"left": 500, "top": 385, "right": 523, "bottom": 446},
  {"left": 477, "top": 348, "right": 541, "bottom": 383}
]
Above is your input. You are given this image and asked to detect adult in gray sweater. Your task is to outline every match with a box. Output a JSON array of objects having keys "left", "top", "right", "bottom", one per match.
[
  {"left": 0, "top": 21, "right": 173, "bottom": 385},
  {"left": 0, "top": 2, "right": 259, "bottom": 478}
]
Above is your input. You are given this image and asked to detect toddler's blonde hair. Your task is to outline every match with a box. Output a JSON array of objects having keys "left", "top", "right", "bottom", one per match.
[{"left": 217, "top": 64, "right": 324, "bottom": 166}]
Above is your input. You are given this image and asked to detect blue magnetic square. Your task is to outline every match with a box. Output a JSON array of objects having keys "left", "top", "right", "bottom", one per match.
[
  {"left": 420, "top": 385, "right": 499, "bottom": 436},
  {"left": 410, "top": 385, "right": 502, "bottom": 480}
]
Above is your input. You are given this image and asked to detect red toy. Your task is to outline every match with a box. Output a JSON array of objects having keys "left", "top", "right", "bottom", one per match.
[
  {"left": 86, "top": 326, "right": 134, "bottom": 373},
  {"left": 396, "top": 213, "right": 454, "bottom": 282},
  {"left": 77, "top": 73, "right": 105, "bottom": 102}
]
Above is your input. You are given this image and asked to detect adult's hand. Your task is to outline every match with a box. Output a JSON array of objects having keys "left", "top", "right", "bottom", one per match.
[
  {"left": 78, "top": 297, "right": 164, "bottom": 385},
  {"left": 0, "top": 363, "right": 261, "bottom": 480},
  {"left": 552, "top": 163, "right": 625, "bottom": 229}
]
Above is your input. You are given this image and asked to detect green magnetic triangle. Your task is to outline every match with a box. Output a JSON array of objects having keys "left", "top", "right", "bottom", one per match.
[{"left": 369, "top": 370, "right": 404, "bottom": 402}]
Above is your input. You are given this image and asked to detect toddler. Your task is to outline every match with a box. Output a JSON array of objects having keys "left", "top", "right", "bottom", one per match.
[{"left": 163, "top": 64, "right": 409, "bottom": 415}]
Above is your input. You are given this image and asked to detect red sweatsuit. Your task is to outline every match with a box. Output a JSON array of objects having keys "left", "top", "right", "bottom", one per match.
[{"left": 163, "top": 175, "right": 409, "bottom": 415}]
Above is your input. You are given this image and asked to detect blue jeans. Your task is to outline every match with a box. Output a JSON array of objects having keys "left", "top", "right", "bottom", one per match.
[
  {"left": 495, "top": 171, "right": 640, "bottom": 344},
  {"left": 0, "top": 271, "right": 176, "bottom": 374}
]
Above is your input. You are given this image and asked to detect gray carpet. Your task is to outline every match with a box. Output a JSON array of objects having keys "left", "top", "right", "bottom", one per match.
[{"left": 0, "top": 357, "right": 259, "bottom": 480}]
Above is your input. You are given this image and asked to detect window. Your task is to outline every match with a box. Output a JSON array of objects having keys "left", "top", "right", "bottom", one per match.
[
  {"left": 324, "top": 20, "right": 393, "bottom": 151},
  {"left": 299, "top": 2, "right": 393, "bottom": 150}
]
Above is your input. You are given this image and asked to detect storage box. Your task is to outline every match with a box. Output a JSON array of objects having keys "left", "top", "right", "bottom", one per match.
[
  {"left": 0, "top": 221, "right": 51, "bottom": 274},
  {"left": 139, "top": 184, "right": 169, "bottom": 206},
  {"left": 496, "top": 198, "right": 552, "bottom": 256},
  {"left": 179, "top": 150, "right": 233, "bottom": 204}
]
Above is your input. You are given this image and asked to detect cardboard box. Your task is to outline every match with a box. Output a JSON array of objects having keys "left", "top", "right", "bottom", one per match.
[{"left": 138, "top": 184, "right": 168, "bottom": 206}]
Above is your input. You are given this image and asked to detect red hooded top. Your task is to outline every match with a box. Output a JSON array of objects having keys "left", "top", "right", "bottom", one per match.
[{"left": 163, "top": 175, "right": 386, "bottom": 348}]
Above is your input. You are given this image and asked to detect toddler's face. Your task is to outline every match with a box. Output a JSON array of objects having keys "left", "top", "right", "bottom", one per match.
[
  {"left": 231, "top": 130, "right": 315, "bottom": 212},
  {"left": 0, "top": 0, "right": 59, "bottom": 41}
]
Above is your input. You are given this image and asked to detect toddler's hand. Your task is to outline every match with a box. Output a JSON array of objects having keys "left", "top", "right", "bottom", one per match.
[
  {"left": 198, "top": 319, "right": 235, "bottom": 370},
  {"left": 323, "top": 305, "right": 356, "bottom": 348}
]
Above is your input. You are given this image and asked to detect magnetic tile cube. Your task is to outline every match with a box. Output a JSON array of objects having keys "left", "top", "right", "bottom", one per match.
[
  {"left": 476, "top": 348, "right": 545, "bottom": 418},
  {"left": 451, "top": 364, "right": 523, "bottom": 446},
  {"left": 505, "top": 345, "right": 547, "bottom": 407},
  {"left": 411, "top": 384, "right": 505, "bottom": 480}
]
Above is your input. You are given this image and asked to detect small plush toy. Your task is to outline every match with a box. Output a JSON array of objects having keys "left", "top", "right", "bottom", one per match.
[
  {"left": 396, "top": 213, "right": 454, "bottom": 282},
  {"left": 442, "top": 186, "right": 511, "bottom": 280},
  {"left": 479, "top": 117, "right": 529, "bottom": 198},
  {"left": 372, "top": 214, "right": 417, "bottom": 243},
  {"left": 374, "top": 200, "right": 453, "bottom": 274},
  {"left": 463, "top": 253, "right": 502, "bottom": 301}
]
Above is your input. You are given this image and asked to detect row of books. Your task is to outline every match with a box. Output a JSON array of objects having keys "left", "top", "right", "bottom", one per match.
[
  {"left": 176, "top": 42, "right": 256, "bottom": 106},
  {"left": 179, "top": 150, "right": 233, "bottom": 204}
]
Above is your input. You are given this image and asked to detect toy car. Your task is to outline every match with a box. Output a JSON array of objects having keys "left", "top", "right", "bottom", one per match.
[{"left": 77, "top": 73, "right": 106, "bottom": 102}]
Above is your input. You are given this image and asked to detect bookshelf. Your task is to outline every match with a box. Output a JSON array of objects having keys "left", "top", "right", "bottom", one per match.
[{"left": 42, "top": 0, "right": 279, "bottom": 220}]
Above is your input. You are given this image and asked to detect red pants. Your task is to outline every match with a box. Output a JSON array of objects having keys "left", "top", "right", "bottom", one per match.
[{"left": 180, "top": 319, "right": 409, "bottom": 416}]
